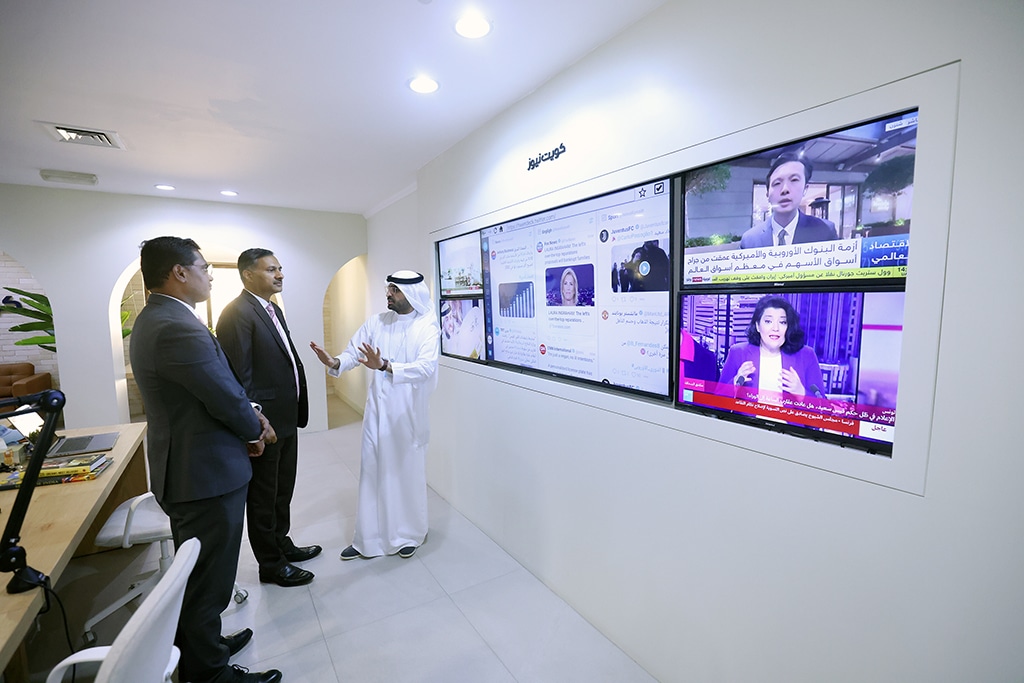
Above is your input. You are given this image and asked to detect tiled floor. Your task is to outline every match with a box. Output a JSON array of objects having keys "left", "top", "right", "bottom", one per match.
[{"left": 26, "top": 397, "right": 655, "bottom": 682}]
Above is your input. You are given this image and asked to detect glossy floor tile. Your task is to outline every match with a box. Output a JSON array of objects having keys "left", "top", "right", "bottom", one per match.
[{"left": 24, "top": 397, "right": 654, "bottom": 682}]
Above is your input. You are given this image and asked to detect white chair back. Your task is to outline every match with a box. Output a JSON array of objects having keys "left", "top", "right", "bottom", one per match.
[
  {"left": 47, "top": 537, "right": 201, "bottom": 683},
  {"left": 83, "top": 492, "right": 177, "bottom": 641},
  {"left": 94, "top": 491, "right": 173, "bottom": 549}
]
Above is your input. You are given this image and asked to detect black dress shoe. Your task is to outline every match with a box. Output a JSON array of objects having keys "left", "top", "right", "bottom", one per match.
[
  {"left": 220, "top": 627, "right": 253, "bottom": 656},
  {"left": 283, "top": 544, "right": 322, "bottom": 562},
  {"left": 258, "top": 563, "right": 314, "bottom": 587},
  {"left": 210, "top": 664, "right": 283, "bottom": 683}
]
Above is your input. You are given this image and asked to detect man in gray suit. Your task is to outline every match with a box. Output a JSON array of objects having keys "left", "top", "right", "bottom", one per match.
[
  {"left": 217, "top": 248, "right": 319, "bottom": 588},
  {"left": 740, "top": 153, "right": 839, "bottom": 248},
  {"left": 130, "top": 237, "right": 282, "bottom": 683}
]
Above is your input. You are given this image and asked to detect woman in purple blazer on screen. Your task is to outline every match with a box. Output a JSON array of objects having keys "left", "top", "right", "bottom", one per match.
[{"left": 717, "top": 295, "right": 825, "bottom": 401}]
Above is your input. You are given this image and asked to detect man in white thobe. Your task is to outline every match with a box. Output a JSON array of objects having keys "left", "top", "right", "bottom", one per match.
[{"left": 310, "top": 270, "right": 439, "bottom": 559}]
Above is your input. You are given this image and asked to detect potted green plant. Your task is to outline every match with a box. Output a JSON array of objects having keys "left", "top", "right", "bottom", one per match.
[{"left": 1, "top": 287, "right": 131, "bottom": 352}]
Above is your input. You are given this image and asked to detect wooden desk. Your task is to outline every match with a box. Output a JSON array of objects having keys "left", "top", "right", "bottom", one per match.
[{"left": 0, "top": 422, "right": 147, "bottom": 675}]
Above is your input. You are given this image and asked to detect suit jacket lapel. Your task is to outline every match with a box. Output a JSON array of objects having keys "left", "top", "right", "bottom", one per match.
[
  {"left": 247, "top": 292, "right": 290, "bottom": 358},
  {"left": 795, "top": 212, "right": 808, "bottom": 241}
]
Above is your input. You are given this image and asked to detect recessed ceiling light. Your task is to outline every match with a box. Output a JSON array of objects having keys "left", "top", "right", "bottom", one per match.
[
  {"left": 220, "top": 190, "right": 238, "bottom": 197},
  {"left": 155, "top": 184, "right": 175, "bottom": 191},
  {"left": 409, "top": 75, "right": 439, "bottom": 94},
  {"left": 455, "top": 10, "right": 490, "bottom": 39}
]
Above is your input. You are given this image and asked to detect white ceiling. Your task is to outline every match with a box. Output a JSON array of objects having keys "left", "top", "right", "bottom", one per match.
[{"left": 0, "top": 0, "right": 665, "bottom": 216}]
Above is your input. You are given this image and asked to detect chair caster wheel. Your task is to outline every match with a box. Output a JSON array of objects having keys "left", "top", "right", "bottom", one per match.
[{"left": 234, "top": 588, "right": 248, "bottom": 604}]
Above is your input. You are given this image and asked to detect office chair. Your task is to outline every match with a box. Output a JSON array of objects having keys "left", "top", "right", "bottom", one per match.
[
  {"left": 82, "top": 492, "right": 248, "bottom": 645},
  {"left": 47, "top": 536, "right": 201, "bottom": 683}
]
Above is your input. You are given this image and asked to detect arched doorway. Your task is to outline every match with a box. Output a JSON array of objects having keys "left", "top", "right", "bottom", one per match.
[{"left": 322, "top": 255, "right": 368, "bottom": 429}]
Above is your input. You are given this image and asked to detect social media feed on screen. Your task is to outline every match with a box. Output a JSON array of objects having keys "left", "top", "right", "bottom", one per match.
[
  {"left": 482, "top": 177, "right": 673, "bottom": 397},
  {"left": 677, "top": 290, "right": 902, "bottom": 454},
  {"left": 681, "top": 109, "right": 917, "bottom": 289}
]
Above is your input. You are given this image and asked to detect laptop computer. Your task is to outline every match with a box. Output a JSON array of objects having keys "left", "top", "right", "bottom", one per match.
[
  {"left": 5, "top": 411, "right": 118, "bottom": 457},
  {"left": 46, "top": 432, "right": 119, "bottom": 457}
]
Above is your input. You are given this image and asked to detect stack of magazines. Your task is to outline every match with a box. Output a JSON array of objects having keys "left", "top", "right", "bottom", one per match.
[{"left": 0, "top": 451, "right": 112, "bottom": 491}]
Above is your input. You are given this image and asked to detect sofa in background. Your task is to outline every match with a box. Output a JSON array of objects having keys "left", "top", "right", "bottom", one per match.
[{"left": 0, "top": 362, "right": 53, "bottom": 414}]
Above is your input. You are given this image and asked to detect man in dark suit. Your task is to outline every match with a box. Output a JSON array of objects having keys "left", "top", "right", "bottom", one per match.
[
  {"left": 217, "top": 249, "right": 320, "bottom": 588},
  {"left": 740, "top": 153, "right": 839, "bottom": 248},
  {"left": 130, "top": 237, "right": 282, "bottom": 683}
]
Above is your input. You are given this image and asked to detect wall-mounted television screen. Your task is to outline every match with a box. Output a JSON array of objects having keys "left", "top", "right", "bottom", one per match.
[
  {"left": 440, "top": 298, "right": 486, "bottom": 360},
  {"left": 681, "top": 109, "right": 918, "bottom": 287},
  {"left": 481, "top": 175, "right": 674, "bottom": 397},
  {"left": 677, "top": 289, "right": 903, "bottom": 454},
  {"left": 437, "top": 230, "right": 484, "bottom": 296}
]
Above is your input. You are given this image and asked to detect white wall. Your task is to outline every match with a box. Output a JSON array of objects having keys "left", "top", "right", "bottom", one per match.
[
  {"left": 0, "top": 184, "right": 366, "bottom": 431},
  {"left": 367, "top": 189, "right": 430, "bottom": 290},
  {"left": 414, "top": 1, "right": 1024, "bottom": 681}
]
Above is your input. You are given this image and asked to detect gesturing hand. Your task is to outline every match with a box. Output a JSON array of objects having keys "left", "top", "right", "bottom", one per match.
[
  {"left": 780, "top": 367, "right": 806, "bottom": 396},
  {"left": 358, "top": 342, "right": 384, "bottom": 370},
  {"left": 309, "top": 341, "right": 336, "bottom": 368},
  {"left": 734, "top": 360, "right": 756, "bottom": 386}
]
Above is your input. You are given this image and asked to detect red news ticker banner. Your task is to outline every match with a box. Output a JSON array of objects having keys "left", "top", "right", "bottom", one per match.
[{"left": 692, "top": 390, "right": 861, "bottom": 436}]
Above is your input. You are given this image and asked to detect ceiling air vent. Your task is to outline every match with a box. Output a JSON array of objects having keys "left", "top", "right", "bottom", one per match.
[{"left": 37, "top": 121, "right": 126, "bottom": 150}]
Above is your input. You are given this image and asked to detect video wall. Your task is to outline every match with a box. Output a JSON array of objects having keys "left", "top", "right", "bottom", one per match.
[
  {"left": 437, "top": 109, "right": 918, "bottom": 455},
  {"left": 437, "top": 176, "right": 672, "bottom": 397}
]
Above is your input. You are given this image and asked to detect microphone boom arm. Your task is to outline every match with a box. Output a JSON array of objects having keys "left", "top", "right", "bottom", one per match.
[{"left": 0, "top": 389, "right": 66, "bottom": 593}]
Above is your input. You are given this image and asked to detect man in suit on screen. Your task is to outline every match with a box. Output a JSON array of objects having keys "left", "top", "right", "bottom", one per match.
[
  {"left": 130, "top": 236, "right": 281, "bottom": 683},
  {"left": 217, "top": 248, "right": 320, "bottom": 588},
  {"left": 740, "top": 153, "right": 839, "bottom": 248}
]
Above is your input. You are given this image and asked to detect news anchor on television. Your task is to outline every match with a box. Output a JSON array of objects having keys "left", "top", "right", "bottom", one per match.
[
  {"left": 740, "top": 153, "right": 838, "bottom": 248},
  {"left": 559, "top": 267, "right": 579, "bottom": 306},
  {"left": 716, "top": 295, "right": 825, "bottom": 401}
]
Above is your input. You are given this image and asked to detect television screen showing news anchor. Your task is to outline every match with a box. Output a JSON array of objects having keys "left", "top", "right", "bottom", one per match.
[
  {"left": 681, "top": 110, "right": 918, "bottom": 287},
  {"left": 677, "top": 289, "right": 904, "bottom": 454}
]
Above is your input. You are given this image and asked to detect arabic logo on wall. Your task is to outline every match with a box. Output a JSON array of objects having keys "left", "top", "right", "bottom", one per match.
[{"left": 528, "top": 143, "right": 566, "bottom": 171}]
